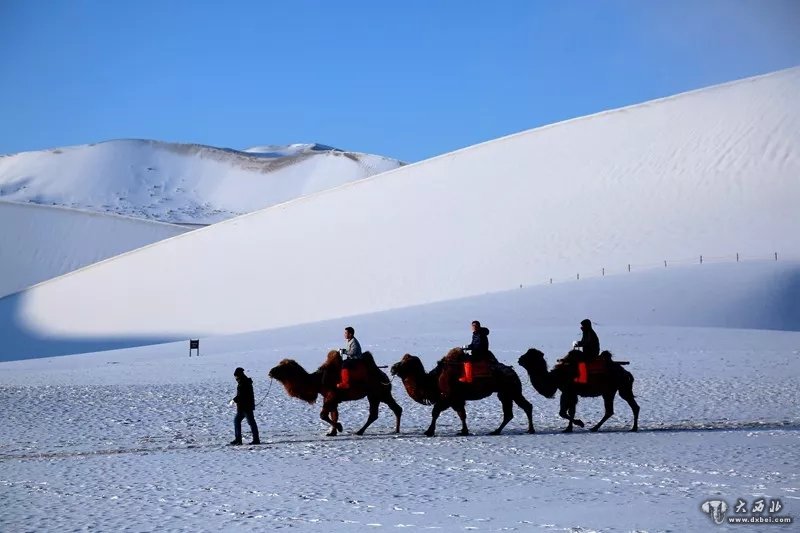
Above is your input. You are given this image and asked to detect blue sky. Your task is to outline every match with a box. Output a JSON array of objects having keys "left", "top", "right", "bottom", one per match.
[{"left": 1, "top": 1, "right": 798, "bottom": 162}]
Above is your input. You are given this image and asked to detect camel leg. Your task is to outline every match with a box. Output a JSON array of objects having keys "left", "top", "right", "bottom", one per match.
[
  {"left": 559, "top": 393, "right": 583, "bottom": 432},
  {"left": 590, "top": 392, "right": 616, "bottom": 432},
  {"left": 567, "top": 397, "right": 584, "bottom": 428},
  {"left": 320, "top": 401, "right": 341, "bottom": 436},
  {"left": 355, "top": 397, "right": 380, "bottom": 436},
  {"left": 382, "top": 394, "right": 403, "bottom": 434},
  {"left": 331, "top": 408, "right": 343, "bottom": 433},
  {"left": 490, "top": 393, "right": 514, "bottom": 435},
  {"left": 513, "top": 393, "right": 535, "bottom": 434},
  {"left": 425, "top": 401, "right": 448, "bottom": 437},
  {"left": 453, "top": 400, "right": 470, "bottom": 436},
  {"left": 619, "top": 387, "right": 639, "bottom": 432},
  {"left": 559, "top": 394, "right": 574, "bottom": 432}
]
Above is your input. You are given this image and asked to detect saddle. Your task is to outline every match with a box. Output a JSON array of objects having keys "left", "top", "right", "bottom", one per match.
[
  {"left": 337, "top": 358, "right": 388, "bottom": 388},
  {"left": 347, "top": 361, "right": 370, "bottom": 383},
  {"left": 463, "top": 360, "right": 492, "bottom": 379}
]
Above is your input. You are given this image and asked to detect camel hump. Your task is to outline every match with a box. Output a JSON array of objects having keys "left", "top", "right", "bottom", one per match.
[
  {"left": 497, "top": 362, "right": 520, "bottom": 380},
  {"left": 443, "top": 347, "right": 465, "bottom": 362},
  {"left": 347, "top": 352, "right": 391, "bottom": 385},
  {"left": 325, "top": 349, "right": 343, "bottom": 365},
  {"left": 601, "top": 349, "right": 630, "bottom": 365}
]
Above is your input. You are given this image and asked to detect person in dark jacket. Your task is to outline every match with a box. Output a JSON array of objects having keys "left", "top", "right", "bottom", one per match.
[
  {"left": 230, "top": 367, "right": 260, "bottom": 445},
  {"left": 459, "top": 320, "right": 490, "bottom": 383},
  {"left": 574, "top": 319, "right": 600, "bottom": 359}
]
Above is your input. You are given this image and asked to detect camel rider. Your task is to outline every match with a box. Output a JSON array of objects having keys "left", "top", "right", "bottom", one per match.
[
  {"left": 337, "top": 326, "right": 363, "bottom": 389},
  {"left": 459, "top": 320, "right": 490, "bottom": 383},
  {"left": 572, "top": 319, "right": 600, "bottom": 384},
  {"left": 574, "top": 319, "right": 600, "bottom": 359}
]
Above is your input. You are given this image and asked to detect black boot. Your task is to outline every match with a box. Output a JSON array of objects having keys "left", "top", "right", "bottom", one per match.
[{"left": 229, "top": 439, "right": 242, "bottom": 446}]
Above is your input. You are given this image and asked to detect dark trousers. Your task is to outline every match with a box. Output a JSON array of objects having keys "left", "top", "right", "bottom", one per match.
[{"left": 234, "top": 410, "right": 259, "bottom": 442}]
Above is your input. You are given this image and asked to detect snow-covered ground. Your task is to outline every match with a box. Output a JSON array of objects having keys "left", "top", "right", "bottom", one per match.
[
  {"left": 1, "top": 68, "right": 796, "bottom": 358},
  {"left": 0, "top": 140, "right": 404, "bottom": 224},
  {"left": 0, "top": 201, "right": 189, "bottom": 297},
  {"left": 1, "top": 301, "right": 798, "bottom": 531}
]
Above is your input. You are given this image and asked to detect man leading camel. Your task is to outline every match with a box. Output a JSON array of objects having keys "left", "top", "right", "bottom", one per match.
[{"left": 230, "top": 367, "right": 260, "bottom": 445}]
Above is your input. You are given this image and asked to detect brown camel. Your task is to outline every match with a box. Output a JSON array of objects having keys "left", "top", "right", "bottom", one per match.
[
  {"left": 518, "top": 348, "right": 639, "bottom": 433},
  {"left": 268, "top": 350, "right": 402, "bottom": 436},
  {"left": 390, "top": 349, "right": 535, "bottom": 437}
]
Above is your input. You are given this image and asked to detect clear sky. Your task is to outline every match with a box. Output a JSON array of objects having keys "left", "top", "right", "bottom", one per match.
[{"left": 1, "top": 1, "right": 798, "bottom": 162}]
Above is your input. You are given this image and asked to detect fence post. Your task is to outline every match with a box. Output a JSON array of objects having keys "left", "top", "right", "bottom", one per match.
[
  {"left": 664, "top": 260, "right": 667, "bottom": 268},
  {"left": 775, "top": 252, "right": 778, "bottom": 261},
  {"left": 602, "top": 267, "right": 605, "bottom": 276},
  {"left": 700, "top": 255, "right": 703, "bottom": 264},
  {"left": 549, "top": 278, "right": 552, "bottom": 284},
  {"left": 627, "top": 264, "right": 631, "bottom": 272},
  {"left": 736, "top": 252, "right": 739, "bottom": 262}
]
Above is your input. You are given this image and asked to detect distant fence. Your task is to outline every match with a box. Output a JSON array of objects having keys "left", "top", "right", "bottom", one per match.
[{"left": 537, "top": 251, "right": 796, "bottom": 286}]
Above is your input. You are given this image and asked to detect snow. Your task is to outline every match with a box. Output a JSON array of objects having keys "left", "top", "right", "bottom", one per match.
[
  {"left": 0, "top": 138, "right": 401, "bottom": 305},
  {"left": 0, "top": 201, "right": 189, "bottom": 298},
  {"left": 0, "top": 140, "right": 404, "bottom": 224},
  {"left": 0, "top": 68, "right": 798, "bottom": 531},
  {"left": 1, "top": 68, "right": 798, "bottom": 357},
  {"left": 1, "top": 312, "right": 798, "bottom": 531}
]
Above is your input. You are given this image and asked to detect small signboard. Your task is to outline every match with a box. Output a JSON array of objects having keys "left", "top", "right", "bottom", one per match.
[{"left": 189, "top": 339, "right": 200, "bottom": 357}]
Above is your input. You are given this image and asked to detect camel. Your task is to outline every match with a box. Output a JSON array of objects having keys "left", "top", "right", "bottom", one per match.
[
  {"left": 390, "top": 349, "right": 535, "bottom": 437},
  {"left": 518, "top": 348, "right": 639, "bottom": 433},
  {"left": 268, "top": 350, "right": 402, "bottom": 436}
]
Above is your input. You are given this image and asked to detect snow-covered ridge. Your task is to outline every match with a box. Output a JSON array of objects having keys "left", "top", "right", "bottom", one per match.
[
  {"left": 0, "top": 200, "right": 189, "bottom": 298},
  {"left": 1, "top": 67, "right": 798, "bottom": 358},
  {"left": 241, "top": 142, "right": 340, "bottom": 156},
  {"left": 0, "top": 139, "right": 404, "bottom": 224}
]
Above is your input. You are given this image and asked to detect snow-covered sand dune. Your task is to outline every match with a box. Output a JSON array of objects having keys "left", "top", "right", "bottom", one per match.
[
  {"left": 1, "top": 68, "right": 798, "bottom": 358},
  {"left": 0, "top": 201, "right": 190, "bottom": 298},
  {"left": 1, "top": 259, "right": 798, "bottom": 361},
  {"left": 0, "top": 140, "right": 404, "bottom": 224}
]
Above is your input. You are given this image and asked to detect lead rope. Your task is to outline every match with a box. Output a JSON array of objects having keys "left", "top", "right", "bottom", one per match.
[{"left": 254, "top": 377, "right": 274, "bottom": 408}]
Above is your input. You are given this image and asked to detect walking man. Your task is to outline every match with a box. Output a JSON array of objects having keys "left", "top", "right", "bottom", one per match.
[{"left": 230, "top": 367, "right": 260, "bottom": 445}]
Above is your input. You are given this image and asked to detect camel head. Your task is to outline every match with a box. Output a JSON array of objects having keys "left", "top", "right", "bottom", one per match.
[
  {"left": 268, "top": 359, "right": 319, "bottom": 404},
  {"left": 391, "top": 353, "right": 425, "bottom": 379},
  {"left": 518, "top": 348, "right": 558, "bottom": 399},
  {"left": 268, "top": 358, "right": 304, "bottom": 382},
  {"left": 518, "top": 348, "right": 547, "bottom": 371}
]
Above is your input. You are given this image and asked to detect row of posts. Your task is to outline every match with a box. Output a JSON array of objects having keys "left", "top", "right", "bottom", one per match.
[{"left": 549, "top": 252, "right": 780, "bottom": 284}]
